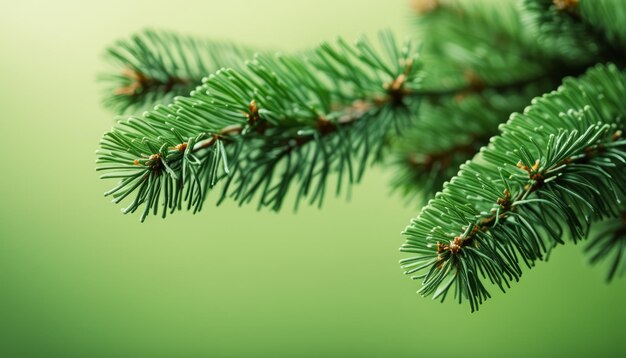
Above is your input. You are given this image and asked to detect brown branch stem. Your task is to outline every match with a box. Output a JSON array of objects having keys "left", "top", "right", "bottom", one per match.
[{"left": 114, "top": 68, "right": 190, "bottom": 97}]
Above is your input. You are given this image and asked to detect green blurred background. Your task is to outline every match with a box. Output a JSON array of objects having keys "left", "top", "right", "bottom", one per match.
[{"left": 1, "top": 0, "right": 625, "bottom": 356}]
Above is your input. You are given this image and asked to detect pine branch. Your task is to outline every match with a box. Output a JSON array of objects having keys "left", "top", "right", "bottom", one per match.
[
  {"left": 577, "top": 0, "right": 626, "bottom": 52},
  {"left": 523, "top": 0, "right": 626, "bottom": 63},
  {"left": 97, "top": 33, "right": 423, "bottom": 221},
  {"left": 390, "top": 0, "right": 593, "bottom": 203},
  {"left": 400, "top": 64, "right": 626, "bottom": 312},
  {"left": 412, "top": 0, "right": 555, "bottom": 87},
  {"left": 101, "top": 29, "right": 258, "bottom": 114},
  {"left": 522, "top": 0, "right": 600, "bottom": 62}
]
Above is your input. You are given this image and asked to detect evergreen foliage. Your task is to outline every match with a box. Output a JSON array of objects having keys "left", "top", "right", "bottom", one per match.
[
  {"left": 98, "top": 33, "right": 422, "bottom": 221},
  {"left": 101, "top": 30, "right": 257, "bottom": 114},
  {"left": 401, "top": 63, "right": 626, "bottom": 311},
  {"left": 96, "top": 0, "right": 626, "bottom": 310}
]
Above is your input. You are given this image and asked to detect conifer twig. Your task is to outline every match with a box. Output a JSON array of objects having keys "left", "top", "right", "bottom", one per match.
[
  {"left": 401, "top": 64, "right": 626, "bottom": 311},
  {"left": 98, "top": 33, "right": 424, "bottom": 221},
  {"left": 101, "top": 29, "right": 258, "bottom": 114}
]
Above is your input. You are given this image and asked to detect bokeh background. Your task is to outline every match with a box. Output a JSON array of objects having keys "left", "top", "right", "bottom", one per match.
[{"left": 1, "top": 0, "right": 625, "bottom": 356}]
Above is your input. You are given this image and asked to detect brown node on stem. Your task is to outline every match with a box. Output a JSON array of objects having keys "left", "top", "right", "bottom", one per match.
[
  {"left": 478, "top": 189, "right": 516, "bottom": 227},
  {"left": 411, "top": 0, "right": 439, "bottom": 14},
  {"left": 453, "top": 70, "right": 485, "bottom": 102},
  {"left": 168, "top": 142, "right": 188, "bottom": 152},
  {"left": 144, "top": 153, "right": 163, "bottom": 175},
  {"left": 436, "top": 236, "right": 464, "bottom": 255},
  {"left": 463, "top": 69, "right": 486, "bottom": 92},
  {"left": 246, "top": 100, "right": 260, "bottom": 124},
  {"left": 584, "top": 145, "right": 601, "bottom": 157},
  {"left": 553, "top": 0, "right": 578, "bottom": 12},
  {"left": 478, "top": 189, "right": 517, "bottom": 229},
  {"left": 114, "top": 69, "right": 148, "bottom": 96},
  {"left": 385, "top": 58, "right": 414, "bottom": 106},
  {"left": 316, "top": 116, "right": 335, "bottom": 135},
  {"left": 386, "top": 74, "right": 408, "bottom": 105},
  {"left": 497, "top": 189, "right": 512, "bottom": 211},
  {"left": 449, "top": 236, "right": 463, "bottom": 254},
  {"left": 612, "top": 130, "right": 623, "bottom": 142},
  {"left": 246, "top": 100, "right": 269, "bottom": 134},
  {"left": 113, "top": 68, "right": 188, "bottom": 97},
  {"left": 465, "top": 70, "right": 485, "bottom": 92},
  {"left": 517, "top": 159, "right": 543, "bottom": 181}
]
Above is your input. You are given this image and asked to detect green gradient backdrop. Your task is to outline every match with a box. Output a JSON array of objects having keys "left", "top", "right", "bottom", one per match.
[{"left": 1, "top": 1, "right": 625, "bottom": 357}]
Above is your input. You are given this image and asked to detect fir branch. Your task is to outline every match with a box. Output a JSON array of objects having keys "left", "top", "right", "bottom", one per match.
[
  {"left": 522, "top": 0, "right": 600, "bottom": 62},
  {"left": 577, "top": 0, "right": 626, "bottom": 51},
  {"left": 413, "top": 0, "right": 551, "bottom": 88},
  {"left": 98, "top": 32, "right": 422, "bottom": 221},
  {"left": 400, "top": 64, "right": 626, "bottom": 312},
  {"left": 101, "top": 29, "right": 258, "bottom": 114},
  {"left": 523, "top": 0, "right": 626, "bottom": 63},
  {"left": 392, "top": 0, "right": 592, "bottom": 203}
]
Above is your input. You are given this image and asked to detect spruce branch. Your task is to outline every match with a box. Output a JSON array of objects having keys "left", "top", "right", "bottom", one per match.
[
  {"left": 576, "top": 0, "right": 626, "bottom": 50},
  {"left": 413, "top": 0, "right": 553, "bottom": 87},
  {"left": 523, "top": 0, "right": 600, "bottom": 62},
  {"left": 400, "top": 64, "right": 626, "bottom": 312},
  {"left": 391, "top": 0, "right": 594, "bottom": 203},
  {"left": 98, "top": 33, "right": 424, "bottom": 221},
  {"left": 101, "top": 29, "right": 258, "bottom": 114},
  {"left": 523, "top": 0, "right": 626, "bottom": 63}
]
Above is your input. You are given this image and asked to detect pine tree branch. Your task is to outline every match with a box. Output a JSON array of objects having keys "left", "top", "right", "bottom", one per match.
[
  {"left": 522, "top": 0, "right": 600, "bottom": 62},
  {"left": 396, "top": 1, "right": 626, "bottom": 309},
  {"left": 390, "top": 0, "right": 616, "bottom": 204},
  {"left": 98, "top": 33, "right": 426, "bottom": 221},
  {"left": 412, "top": 0, "right": 558, "bottom": 88},
  {"left": 523, "top": 0, "right": 626, "bottom": 64},
  {"left": 578, "top": 0, "right": 626, "bottom": 49},
  {"left": 400, "top": 64, "right": 626, "bottom": 312},
  {"left": 101, "top": 29, "right": 258, "bottom": 114}
]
